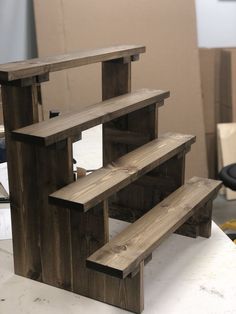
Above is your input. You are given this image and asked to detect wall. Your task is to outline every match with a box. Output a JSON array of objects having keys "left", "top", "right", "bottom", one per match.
[
  {"left": 0, "top": 0, "right": 36, "bottom": 63},
  {"left": 196, "top": 0, "right": 236, "bottom": 47},
  {"left": 1, "top": 1, "right": 236, "bottom": 62}
]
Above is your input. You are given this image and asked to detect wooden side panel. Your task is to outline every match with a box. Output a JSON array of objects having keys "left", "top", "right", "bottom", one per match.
[
  {"left": 1, "top": 83, "right": 74, "bottom": 288},
  {"left": 1, "top": 85, "right": 41, "bottom": 278},
  {"left": 36, "top": 139, "right": 74, "bottom": 289},
  {"left": 71, "top": 201, "right": 143, "bottom": 313}
]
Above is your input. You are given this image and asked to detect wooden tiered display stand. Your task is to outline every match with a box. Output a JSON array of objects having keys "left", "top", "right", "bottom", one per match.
[{"left": 0, "top": 45, "right": 221, "bottom": 313}]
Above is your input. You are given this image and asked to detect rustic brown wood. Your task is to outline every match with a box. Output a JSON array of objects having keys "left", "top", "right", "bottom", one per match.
[
  {"left": 157, "top": 152, "right": 186, "bottom": 199},
  {"left": 70, "top": 202, "right": 109, "bottom": 295},
  {"left": 86, "top": 177, "right": 222, "bottom": 279},
  {"left": 110, "top": 153, "right": 186, "bottom": 223},
  {"left": 0, "top": 73, "right": 50, "bottom": 87},
  {"left": 36, "top": 139, "right": 74, "bottom": 289},
  {"left": 176, "top": 200, "right": 213, "bottom": 238},
  {"left": 1, "top": 82, "right": 74, "bottom": 289},
  {"left": 12, "top": 89, "right": 169, "bottom": 146},
  {"left": 1, "top": 84, "right": 41, "bottom": 278},
  {"left": 103, "top": 262, "right": 144, "bottom": 313},
  {"left": 102, "top": 60, "right": 131, "bottom": 163},
  {"left": 49, "top": 133, "right": 196, "bottom": 211},
  {"left": 0, "top": 45, "right": 145, "bottom": 81},
  {"left": 105, "top": 127, "right": 151, "bottom": 146},
  {"left": 70, "top": 201, "right": 144, "bottom": 313},
  {"left": 102, "top": 60, "right": 163, "bottom": 222}
]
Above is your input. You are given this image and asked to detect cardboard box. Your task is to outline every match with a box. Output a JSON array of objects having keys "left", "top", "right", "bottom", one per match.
[
  {"left": 205, "top": 132, "right": 217, "bottom": 179},
  {"left": 199, "top": 48, "right": 235, "bottom": 178},
  {"left": 217, "top": 123, "right": 236, "bottom": 200},
  {"left": 199, "top": 48, "right": 221, "bottom": 134},
  {"left": 220, "top": 49, "right": 236, "bottom": 122}
]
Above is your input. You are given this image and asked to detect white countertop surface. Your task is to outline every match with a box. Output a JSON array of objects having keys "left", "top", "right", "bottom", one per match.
[{"left": 0, "top": 220, "right": 236, "bottom": 314}]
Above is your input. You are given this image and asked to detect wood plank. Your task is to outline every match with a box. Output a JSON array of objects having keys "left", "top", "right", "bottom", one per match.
[
  {"left": 105, "top": 127, "right": 151, "bottom": 146},
  {"left": 70, "top": 201, "right": 144, "bottom": 313},
  {"left": 0, "top": 45, "right": 145, "bottom": 81},
  {"left": 35, "top": 139, "right": 74, "bottom": 290},
  {"left": 1, "top": 82, "right": 74, "bottom": 289},
  {"left": 217, "top": 123, "right": 236, "bottom": 200},
  {"left": 102, "top": 59, "right": 131, "bottom": 163},
  {"left": 49, "top": 133, "right": 196, "bottom": 211},
  {"left": 1, "top": 84, "right": 42, "bottom": 278},
  {"left": 12, "top": 89, "right": 169, "bottom": 146},
  {"left": 86, "top": 177, "right": 222, "bottom": 279}
]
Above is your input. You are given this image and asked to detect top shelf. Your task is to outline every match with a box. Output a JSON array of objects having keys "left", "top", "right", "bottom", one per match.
[{"left": 0, "top": 45, "right": 145, "bottom": 82}]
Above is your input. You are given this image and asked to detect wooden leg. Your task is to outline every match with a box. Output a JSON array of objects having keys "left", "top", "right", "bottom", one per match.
[
  {"left": 36, "top": 139, "right": 74, "bottom": 289},
  {"left": 102, "top": 59, "right": 131, "bottom": 162},
  {"left": 70, "top": 200, "right": 144, "bottom": 313},
  {"left": 1, "top": 84, "right": 41, "bottom": 278},
  {"left": 176, "top": 200, "right": 213, "bottom": 238},
  {"left": 104, "top": 262, "right": 144, "bottom": 314}
]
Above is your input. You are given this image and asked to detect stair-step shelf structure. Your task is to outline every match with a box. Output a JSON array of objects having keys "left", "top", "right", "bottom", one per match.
[
  {"left": 87, "top": 177, "right": 221, "bottom": 279},
  {"left": 0, "top": 45, "right": 221, "bottom": 314}
]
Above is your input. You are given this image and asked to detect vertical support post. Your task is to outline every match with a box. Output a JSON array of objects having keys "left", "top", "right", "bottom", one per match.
[
  {"left": 176, "top": 200, "right": 213, "bottom": 238},
  {"left": 70, "top": 200, "right": 144, "bottom": 313},
  {"left": 1, "top": 84, "right": 41, "bottom": 278},
  {"left": 102, "top": 59, "right": 131, "bottom": 162},
  {"left": 36, "top": 139, "right": 74, "bottom": 289},
  {"left": 70, "top": 202, "right": 109, "bottom": 296},
  {"left": 1, "top": 82, "right": 74, "bottom": 289},
  {"left": 157, "top": 152, "right": 186, "bottom": 200},
  {"left": 102, "top": 59, "right": 159, "bottom": 222}
]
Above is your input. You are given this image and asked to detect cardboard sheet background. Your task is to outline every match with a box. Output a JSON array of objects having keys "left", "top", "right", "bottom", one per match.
[{"left": 33, "top": 0, "right": 207, "bottom": 178}]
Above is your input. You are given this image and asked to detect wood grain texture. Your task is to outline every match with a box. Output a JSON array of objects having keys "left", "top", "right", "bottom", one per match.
[
  {"left": 176, "top": 200, "right": 213, "bottom": 238},
  {"left": 102, "top": 60, "right": 131, "bottom": 163},
  {"left": 1, "top": 84, "right": 41, "bottom": 278},
  {"left": 86, "top": 177, "right": 222, "bottom": 279},
  {"left": 70, "top": 201, "right": 144, "bottom": 313},
  {"left": 1, "top": 82, "right": 74, "bottom": 288},
  {"left": 49, "top": 133, "right": 196, "bottom": 211},
  {"left": 0, "top": 45, "right": 145, "bottom": 81},
  {"left": 36, "top": 139, "right": 74, "bottom": 289},
  {"left": 110, "top": 153, "right": 186, "bottom": 223},
  {"left": 102, "top": 60, "right": 162, "bottom": 222},
  {"left": 12, "top": 89, "right": 169, "bottom": 146}
]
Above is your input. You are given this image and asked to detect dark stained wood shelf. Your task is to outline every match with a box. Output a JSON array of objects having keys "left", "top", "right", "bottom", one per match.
[
  {"left": 49, "top": 133, "right": 196, "bottom": 211},
  {"left": 12, "top": 89, "right": 169, "bottom": 146},
  {"left": 86, "top": 177, "right": 222, "bottom": 279},
  {"left": 0, "top": 42, "right": 222, "bottom": 314},
  {"left": 0, "top": 45, "right": 145, "bottom": 81}
]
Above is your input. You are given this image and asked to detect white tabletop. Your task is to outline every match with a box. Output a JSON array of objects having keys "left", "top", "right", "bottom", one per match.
[{"left": 0, "top": 220, "right": 236, "bottom": 314}]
